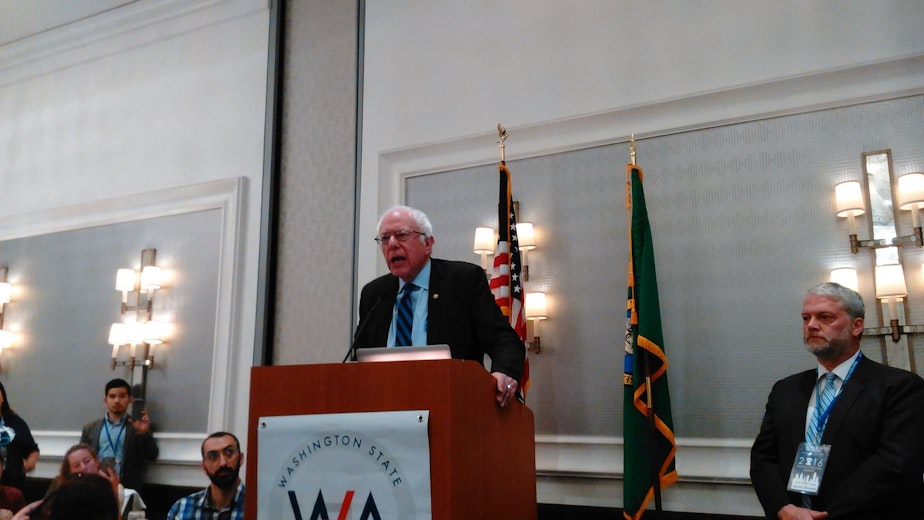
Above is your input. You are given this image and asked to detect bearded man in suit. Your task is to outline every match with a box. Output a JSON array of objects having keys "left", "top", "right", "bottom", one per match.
[
  {"left": 750, "top": 282, "right": 924, "bottom": 519},
  {"left": 353, "top": 205, "right": 525, "bottom": 407}
]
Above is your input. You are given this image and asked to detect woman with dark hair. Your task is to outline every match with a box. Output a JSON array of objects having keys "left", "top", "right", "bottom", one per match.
[
  {"left": 0, "top": 381, "right": 39, "bottom": 491},
  {"left": 14, "top": 473, "right": 119, "bottom": 520}
]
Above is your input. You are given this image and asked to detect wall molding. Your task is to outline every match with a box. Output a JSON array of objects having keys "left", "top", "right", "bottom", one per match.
[
  {"left": 376, "top": 55, "right": 924, "bottom": 209},
  {"left": 535, "top": 435, "right": 759, "bottom": 515},
  {"left": 536, "top": 435, "right": 754, "bottom": 483},
  {"left": 4, "top": 177, "right": 246, "bottom": 487},
  {"left": 0, "top": 0, "right": 265, "bottom": 87}
]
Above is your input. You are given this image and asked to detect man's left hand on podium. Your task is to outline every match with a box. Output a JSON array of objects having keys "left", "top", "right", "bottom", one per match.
[{"left": 492, "top": 372, "right": 518, "bottom": 408}]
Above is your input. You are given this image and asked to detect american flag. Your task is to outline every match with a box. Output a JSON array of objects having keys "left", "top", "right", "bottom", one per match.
[{"left": 489, "top": 162, "right": 529, "bottom": 396}]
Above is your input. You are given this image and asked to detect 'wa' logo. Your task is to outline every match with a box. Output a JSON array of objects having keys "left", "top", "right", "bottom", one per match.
[{"left": 288, "top": 490, "right": 382, "bottom": 520}]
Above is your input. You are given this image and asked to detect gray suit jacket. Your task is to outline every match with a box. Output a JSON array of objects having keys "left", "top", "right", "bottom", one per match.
[{"left": 80, "top": 417, "right": 159, "bottom": 490}]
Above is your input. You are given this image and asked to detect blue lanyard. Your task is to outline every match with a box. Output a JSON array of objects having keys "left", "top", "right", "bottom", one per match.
[
  {"left": 814, "top": 352, "right": 862, "bottom": 434},
  {"left": 103, "top": 417, "right": 126, "bottom": 454}
]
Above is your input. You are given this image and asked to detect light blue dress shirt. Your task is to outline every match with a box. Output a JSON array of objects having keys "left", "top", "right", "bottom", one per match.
[{"left": 387, "top": 260, "right": 430, "bottom": 347}]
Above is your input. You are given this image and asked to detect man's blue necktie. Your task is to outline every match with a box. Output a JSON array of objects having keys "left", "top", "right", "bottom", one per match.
[
  {"left": 802, "top": 372, "right": 837, "bottom": 508},
  {"left": 807, "top": 372, "right": 837, "bottom": 446},
  {"left": 395, "top": 284, "right": 417, "bottom": 347}
]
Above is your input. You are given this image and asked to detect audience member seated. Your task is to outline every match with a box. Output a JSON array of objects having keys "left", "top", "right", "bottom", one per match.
[
  {"left": 0, "top": 457, "right": 25, "bottom": 514},
  {"left": 14, "top": 473, "right": 119, "bottom": 520},
  {"left": 45, "top": 444, "right": 145, "bottom": 518},
  {"left": 167, "top": 431, "right": 244, "bottom": 520}
]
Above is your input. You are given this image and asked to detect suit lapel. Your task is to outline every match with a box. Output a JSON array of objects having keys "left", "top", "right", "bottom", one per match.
[
  {"left": 792, "top": 372, "right": 816, "bottom": 445},
  {"left": 820, "top": 356, "right": 869, "bottom": 444},
  {"left": 426, "top": 259, "right": 443, "bottom": 344}
]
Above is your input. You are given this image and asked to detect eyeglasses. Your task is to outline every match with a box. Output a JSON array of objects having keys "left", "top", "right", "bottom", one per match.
[
  {"left": 374, "top": 229, "right": 426, "bottom": 245},
  {"left": 204, "top": 446, "right": 239, "bottom": 462}
]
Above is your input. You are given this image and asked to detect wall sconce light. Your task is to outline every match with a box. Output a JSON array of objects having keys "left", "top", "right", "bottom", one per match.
[
  {"left": 472, "top": 202, "right": 539, "bottom": 280},
  {"left": 869, "top": 264, "right": 924, "bottom": 343},
  {"left": 473, "top": 227, "right": 495, "bottom": 272},
  {"left": 516, "top": 222, "right": 536, "bottom": 281},
  {"left": 109, "top": 249, "right": 166, "bottom": 370},
  {"left": 0, "top": 267, "right": 12, "bottom": 352},
  {"left": 525, "top": 291, "right": 548, "bottom": 354},
  {"left": 832, "top": 150, "right": 924, "bottom": 372},
  {"left": 834, "top": 173, "right": 924, "bottom": 254},
  {"left": 896, "top": 172, "right": 924, "bottom": 246},
  {"left": 834, "top": 180, "right": 871, "bottom": 251}
]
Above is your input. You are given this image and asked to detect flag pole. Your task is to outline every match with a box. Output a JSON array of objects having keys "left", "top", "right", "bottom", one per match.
[
  {"left": 630, "top": 134, "right": 637, "bottom": 166},
  {"left": 498, "top": 123, "right": 508, "bottom": 163},
  {"left": 631, "top": 136, "right": 664, "bottom": 519}
]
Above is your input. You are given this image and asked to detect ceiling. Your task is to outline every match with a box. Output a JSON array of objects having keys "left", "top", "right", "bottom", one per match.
[{"left": 0, "top": 0, "right": 138, "bottom": 47}]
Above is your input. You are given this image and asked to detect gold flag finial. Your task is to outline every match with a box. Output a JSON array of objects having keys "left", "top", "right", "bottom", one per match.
[
  {"left": 497, "top": 123, "right": 508, "bottom": 163},
  {"left": 630, "top": 134, "right": 637, "bottom": 166}
]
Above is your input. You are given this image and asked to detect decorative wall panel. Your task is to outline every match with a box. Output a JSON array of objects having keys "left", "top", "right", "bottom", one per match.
[{"left": 407, "top": 95, "right": 924, "bottom": 439}]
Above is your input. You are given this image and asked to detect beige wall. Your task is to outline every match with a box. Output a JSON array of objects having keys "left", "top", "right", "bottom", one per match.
[{"left": 273, "top": 0, "right": 360, "bottom": 366}]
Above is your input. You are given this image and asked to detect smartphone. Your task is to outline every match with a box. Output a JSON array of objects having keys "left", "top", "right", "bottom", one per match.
[
  {"left": 131, "top": 398, "right": 145, "bottom": 422},
  {"left": 100, "top": 456, "right": 116, "bottom": 472}
]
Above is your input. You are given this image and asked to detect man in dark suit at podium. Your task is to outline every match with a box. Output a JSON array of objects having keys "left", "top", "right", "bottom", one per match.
[
  {"left": 750, "top": 282, "right": 924, "bottom": 519},
  {"left": 354, "top": 205, "right": 525, "bottom": 407}
]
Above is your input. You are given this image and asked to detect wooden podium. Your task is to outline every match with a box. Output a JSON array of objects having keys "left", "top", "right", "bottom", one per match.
[{"left": 246, "top": 359, "right": 537, "bottom": 519}]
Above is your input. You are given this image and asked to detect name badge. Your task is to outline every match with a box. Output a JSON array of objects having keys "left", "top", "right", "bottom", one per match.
[{"left": 787, "top": 442, "right": 830, "bottom": 495}]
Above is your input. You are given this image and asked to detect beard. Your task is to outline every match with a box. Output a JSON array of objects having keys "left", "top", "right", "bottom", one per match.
[
  {"left": 804, "top": 334, "right": 851, "bottom": 360},
  {"left": 207, "top": 464, "right": 240, "bottom": 489}
]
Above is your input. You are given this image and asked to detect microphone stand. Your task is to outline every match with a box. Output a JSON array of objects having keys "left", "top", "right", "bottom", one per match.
[{"left": 342, "top": 297, "right": 383, "bottom": 362}]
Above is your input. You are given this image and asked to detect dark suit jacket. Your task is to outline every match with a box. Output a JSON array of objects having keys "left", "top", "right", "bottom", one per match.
[
  {"left": 81, "top": 418, "right": 159, "bottom": 491},
  {"left": 354, "top": 258, "right": 525, "bottom": 381},
  {"left": 750, "top": 355, "right": 924, "bottom": 519}
]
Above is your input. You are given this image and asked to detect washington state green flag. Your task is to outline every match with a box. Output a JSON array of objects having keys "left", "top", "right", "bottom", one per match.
[{"left": 623, "top": 164, "right": 677, "bottom": 520}]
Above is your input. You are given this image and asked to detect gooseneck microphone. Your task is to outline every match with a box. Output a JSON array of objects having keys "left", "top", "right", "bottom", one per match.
[{"left": 342, "top": 296, "right": 384, "bottom": 363}]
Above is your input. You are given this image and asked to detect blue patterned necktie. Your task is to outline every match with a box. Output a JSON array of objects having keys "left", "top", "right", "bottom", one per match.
[
  {"left": 395, "top": 283, "right": 417, "bottom": 347},
  {"left": 807, "top": 372, "right": 837, "bottom": 446},
  {"left": 802, "top": 372, "right": 837, "bottom": 508}
]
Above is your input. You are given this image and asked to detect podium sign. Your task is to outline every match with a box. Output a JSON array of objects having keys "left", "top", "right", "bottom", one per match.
[{"left": 257, "top": 411, "right": 433, "bottom": 519}]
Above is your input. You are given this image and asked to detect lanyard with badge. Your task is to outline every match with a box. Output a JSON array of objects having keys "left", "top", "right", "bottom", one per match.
[
  {"left": 103, "top": 416, "right": 126, "bottom": 474},
  {"left": 787, "top": 352, "right": 862, "bottom": 496}
]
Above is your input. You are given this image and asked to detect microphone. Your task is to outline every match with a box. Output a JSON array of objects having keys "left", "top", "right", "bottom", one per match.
[{"left": 342, "top": 296, "right": 384, "bottom": 363}]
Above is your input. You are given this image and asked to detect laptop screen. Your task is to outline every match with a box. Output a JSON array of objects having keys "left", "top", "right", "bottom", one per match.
[{"left": 355, "top": 344, "right": 451, "bottom": 363}]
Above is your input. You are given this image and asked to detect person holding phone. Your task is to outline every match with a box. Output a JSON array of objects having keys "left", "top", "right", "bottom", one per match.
[{"left": 80, "top": 379, "right": 158, "bottom": 492}]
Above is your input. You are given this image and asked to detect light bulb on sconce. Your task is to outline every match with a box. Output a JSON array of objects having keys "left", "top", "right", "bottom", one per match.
[
  {"left": 896, "top": 172, "right": 924, "bottom": 244},
  {"left": 875, "top": 264, "right": 908, "bottom": 343},
  {"left": 525, "top": 291, "right": 548, "bottom": 354},
  {"left": 516, "top": 222, "right": 536, "bottom": 281},
  {"left": 829, "top": 267, "right": 859, "bottom": 292},
  {"left": 0, "top": 267, "right": 13, "bottom": 353},
  {"left": 140, "top": 266, "right": 162, "bottom": 292},
  {"left": 473, "top": 227, "right": 495, "bottom": 272},
  {"left": 835, "top": 181, "right": 865, "bottom": 236},
  {"left": 0, "top": 282, "right": 11, "bottom": 305},
  {"left": 115, "top": 269, "right": 135, "bottom": 303}
]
